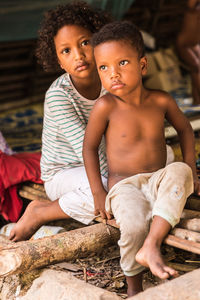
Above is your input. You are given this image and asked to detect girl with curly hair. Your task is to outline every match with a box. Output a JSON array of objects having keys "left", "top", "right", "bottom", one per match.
[{"left": 9, "top": 1, "right": 112, "bottom": 241}]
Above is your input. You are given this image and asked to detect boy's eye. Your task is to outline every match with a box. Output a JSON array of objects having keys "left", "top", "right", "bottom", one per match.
[
  {"left": 99, "top": 65, "right": 107, "bottom": 71},
  {"left": 81, "top": 40, "right": 90, "bottom": 46},
  {"left": 62, "top": 48, "right": 70, "bottom": 54},
  {"left": 119, "top": 60, "right": 128, "bottom": 66}
]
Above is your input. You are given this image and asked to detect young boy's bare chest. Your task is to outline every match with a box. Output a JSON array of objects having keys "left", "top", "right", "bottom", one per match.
[{"left": 107, "top": 104, "right": 165, "bottom": 141}]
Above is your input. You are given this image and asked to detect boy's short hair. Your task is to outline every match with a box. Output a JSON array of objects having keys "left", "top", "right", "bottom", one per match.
[
  {"left": 36, "top": 1, "right": 111, "bottom": 72},
  {"left": 91, "top": 21, "right": 145, "bottom": 59}
]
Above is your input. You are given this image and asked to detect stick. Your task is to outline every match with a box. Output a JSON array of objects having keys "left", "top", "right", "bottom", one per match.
[{"left": 164, "top": 234, "right": 200, "bottom": 254}]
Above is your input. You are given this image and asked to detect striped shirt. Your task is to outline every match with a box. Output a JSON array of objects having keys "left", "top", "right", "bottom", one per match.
[{"left": 40, "top": 73, "right": 108, "bottom": 181}]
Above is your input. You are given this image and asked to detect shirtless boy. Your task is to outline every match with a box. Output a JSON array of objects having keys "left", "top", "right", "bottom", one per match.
[
  {"left": 83, "top": 21, "right": 200, "bottom": 297},
  {"left": 176, "top": 0, "right": 200, "bottom": 104}
]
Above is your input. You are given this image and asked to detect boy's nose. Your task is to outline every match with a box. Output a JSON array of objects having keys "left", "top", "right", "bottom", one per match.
[{"left": 110, "top": 69, "right": 120, "bottom": 79}]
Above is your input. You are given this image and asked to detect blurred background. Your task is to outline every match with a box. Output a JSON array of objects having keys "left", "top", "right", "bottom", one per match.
[{"left": 0, "top": 0, "right": 199, "bottom": 153}]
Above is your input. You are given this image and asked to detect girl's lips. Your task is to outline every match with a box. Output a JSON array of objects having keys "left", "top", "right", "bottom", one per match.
[{"left": 76, "top": 63, "right": 89, "bottom": 71}]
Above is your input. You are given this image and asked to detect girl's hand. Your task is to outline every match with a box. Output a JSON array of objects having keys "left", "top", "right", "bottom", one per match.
[
  {"left": 93, "top": 190, "right": 112, "bottom": 220},
  {"left": 194, "top": 178, "right": 200, "bottom": 196}
]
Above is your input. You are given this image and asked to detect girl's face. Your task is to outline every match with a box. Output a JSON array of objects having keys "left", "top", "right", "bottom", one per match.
[{"left": 54, "top": 25, "right": 97, "bottom": 81}]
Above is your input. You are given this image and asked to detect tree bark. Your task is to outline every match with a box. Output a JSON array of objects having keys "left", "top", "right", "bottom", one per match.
[
  {"left": 0, "top": 223, "right": 119, "bottom": 277},
  {"left": 0, "top": 235, "right": 14, "bottom": 249}
]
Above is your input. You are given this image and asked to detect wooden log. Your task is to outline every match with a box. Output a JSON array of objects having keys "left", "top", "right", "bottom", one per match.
[
  {"left": 20, "top": 185, "right": 49, "bottom": 199},
  {"left": 164, "top": 234, "right": 200, "bottom": 254},
  {"left": 181, "top": 209, "right": 200, "bottom": 219},
  {"left": 95, "top": 216, "right": 119, "bottom": 228},
  {"left": 167, "top": 262, "right": 198, "bottom": 272},
  {"left": 95, "top": 217, "right": 200, "bottom": 253},
  {"left": 179, "top": 218, "right": 200, "bottom": 232},
  {"left": 0, "top": 223, "right": 120, "bottom": 277},
  {"left": 129, "top": 268, "right": 200, "bottom": 300},
  {"left": 185, "top": 196, "right": 200, "bottom": 211},
  {"left": 171, "top": 227, "right": 200, "bottom": 242},
  {"left": 28, "top": 182, "right": 45, "bottom": 192},
  {"left": 0, "top": 235, "right": 14, "bottom": 249},
  {"left": 18, "top": 190, "right": 50, "bottom": 202}
]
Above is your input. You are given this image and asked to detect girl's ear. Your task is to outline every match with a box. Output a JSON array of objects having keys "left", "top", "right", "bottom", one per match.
[
  {"left": 57, "top": 59, "right": 64, "bottom": 70},
  {"left": 140, "top": 56, "right": 147, "bottom": 76}
]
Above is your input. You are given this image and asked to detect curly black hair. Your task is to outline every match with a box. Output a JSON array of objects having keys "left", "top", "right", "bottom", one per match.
[
  {"left": 91, "top": 21, "right": 145, "bottom": 59},
  {"left": 36, "top": 1, "right": 112, "bottom": 72}
]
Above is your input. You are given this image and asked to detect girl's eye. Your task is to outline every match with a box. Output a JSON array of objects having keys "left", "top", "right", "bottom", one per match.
[
  {"left": 62, "top": 48, "right": 70, "bottom": 54},
  {"left": 99, "top": 65, "right": 107, "bottom": 71},
  {"left": 119, "top": 60, "right": 128, "bottom": 66},
  {"left": 81, "top": 40, "right": 90, "bottom": 46}
]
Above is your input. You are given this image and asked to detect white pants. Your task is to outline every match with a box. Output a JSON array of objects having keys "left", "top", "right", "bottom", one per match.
[
  {"left": 45, "top": 166, "right": 107, "bottom": 224},
  {"left": 105, "top": 162, "right": 194, "bottom": 277}
]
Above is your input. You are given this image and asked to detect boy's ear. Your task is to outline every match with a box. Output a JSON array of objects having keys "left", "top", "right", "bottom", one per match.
[{"left": 140, "top": 56, "right": 147, "bottom": 75}]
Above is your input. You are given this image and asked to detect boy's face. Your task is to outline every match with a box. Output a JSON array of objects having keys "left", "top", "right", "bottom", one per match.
[
  {"left": 54, "top": 25, "right": 97, "bottom": 80},
  {"left": 94, "top": 40, "right": 147, "bottom": 98}
]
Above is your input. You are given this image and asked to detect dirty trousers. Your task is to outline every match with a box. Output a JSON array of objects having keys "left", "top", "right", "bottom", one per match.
[{"left": 105, "top": 162, "right": 194, "bottom": 277}]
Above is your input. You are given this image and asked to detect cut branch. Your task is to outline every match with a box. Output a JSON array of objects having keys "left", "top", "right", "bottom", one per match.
[
  {"left": 0, "top": 223, "right": 119, "bottom": 277},
  {"left": 164, "top": 234, "right": 200, "bottom": 254}
]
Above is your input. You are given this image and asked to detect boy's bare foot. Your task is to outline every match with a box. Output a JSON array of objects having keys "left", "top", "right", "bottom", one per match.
[
  {"left": 135, "top": 242, "right": 178, "bottom": 280},
  {"left": 9, "top": 200, "right": 69, "bottom": 242}
]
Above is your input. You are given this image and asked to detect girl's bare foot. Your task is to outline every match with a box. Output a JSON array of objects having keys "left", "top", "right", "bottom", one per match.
[
  {"left": 9, "top": 201, "right": 49, "bottom": 241},
  {"left": 135, "top": 242, "right": 178, "bottom": 280},
  {"left": 9, "top": 200, "right": 69, "bottom": 242}
]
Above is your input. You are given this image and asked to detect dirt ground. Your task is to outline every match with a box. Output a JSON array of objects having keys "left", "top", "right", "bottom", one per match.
[{"left": 46, "top": 219, "right": 200, "bottom": 299}]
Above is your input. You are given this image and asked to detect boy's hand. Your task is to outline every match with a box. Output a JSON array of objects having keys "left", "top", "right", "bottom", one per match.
[
  {"left": 94, "top": 190, "right": 113, "bottom": 220},
  {"left": 194, "top": 178, "right": 200, "bottom": 196}
]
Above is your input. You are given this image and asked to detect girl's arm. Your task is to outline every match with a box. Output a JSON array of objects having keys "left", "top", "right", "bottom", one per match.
[
  {"left": 165, "top": 94, "right": 200, "bottom": 195},
  {"left": 83, "top": 96, "right": 113, "bottom": 220}
]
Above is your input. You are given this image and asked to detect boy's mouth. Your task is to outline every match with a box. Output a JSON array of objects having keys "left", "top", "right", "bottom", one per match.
[
  {"left": 111, "top": 81, "right": 125, "bottom": 90},
  {"left": 75, "top": 62, "right": 89, "bottom": 71}
]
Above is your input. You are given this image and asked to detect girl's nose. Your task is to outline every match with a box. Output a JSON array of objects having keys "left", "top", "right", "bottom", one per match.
[{"left": 74, "top": 48, "right": 85, "bottom": 60}]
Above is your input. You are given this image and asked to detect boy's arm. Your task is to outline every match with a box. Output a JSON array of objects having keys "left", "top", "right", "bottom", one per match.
[
  {"left": 165, "top": 94, "right": 200, "bottom": 195},
  {"left": 83, "top": 96, "right": 112, "bottom": 220}
]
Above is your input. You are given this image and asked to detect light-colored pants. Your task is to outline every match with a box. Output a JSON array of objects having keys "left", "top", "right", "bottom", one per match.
[
  {"left": 45, "top": 166, "right": 107, "bottom": 224},
  {"left": 105, "top": 162, "right": 194, "bottom": 277},
  {"left": 44, "top": 145, "right": 174, "bottom": 225}
]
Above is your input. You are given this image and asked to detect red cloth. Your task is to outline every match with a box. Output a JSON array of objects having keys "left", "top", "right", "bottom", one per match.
[{"left": 0, "top": 151, "right": 42, "bottom": 222}]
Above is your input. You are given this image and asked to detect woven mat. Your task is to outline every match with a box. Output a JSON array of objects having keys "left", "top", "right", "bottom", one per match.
[{"left": 0, "top": 102, "right": 43, "bottom": 152}]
